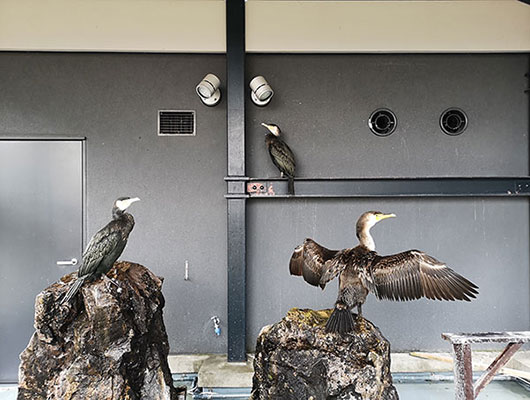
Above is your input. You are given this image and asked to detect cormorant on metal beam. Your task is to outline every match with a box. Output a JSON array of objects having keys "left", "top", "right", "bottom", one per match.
[
  {"left": 289, "top": 211, "right": 478, "bottom": 334},
  {"left": 261, "top": 123, "right": 296, "bottom": 195},
  {"left": 61, "top": 196, "right": 140, "bottom": 304}
]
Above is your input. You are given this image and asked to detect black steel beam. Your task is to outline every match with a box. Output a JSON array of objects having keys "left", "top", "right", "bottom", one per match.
[
  {"left": 246, "top": 177, "right": 530, "bottom": 198},
  {"left": 227, "top": 0, "right": 246, "bottom": 178},
  {"left": 226, "top": 198, "right": 246, "bottom": 362},
  {"left": 226, "top": 0, "right": 247, "bottom": 362}
]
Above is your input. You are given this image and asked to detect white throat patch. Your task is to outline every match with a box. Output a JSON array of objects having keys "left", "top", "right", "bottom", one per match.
[{"left": 367, "top": 214, "right": 378, "bottom": 229}]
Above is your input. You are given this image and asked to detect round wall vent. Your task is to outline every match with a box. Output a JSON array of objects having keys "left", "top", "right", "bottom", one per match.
[
  {"left": 368, "top": 109, "right": 397, "bottom": 136},
  {"left": 440, "top": 108, "right": 468, "bottom": 136}
]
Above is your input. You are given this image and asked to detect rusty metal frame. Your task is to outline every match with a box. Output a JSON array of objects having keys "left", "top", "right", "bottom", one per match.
[
  {"left": 473, "top": 342, "right": 523, "bottom": 397},
  {"left": 442, "top": 331, "right": 530, "bottom": 400}
]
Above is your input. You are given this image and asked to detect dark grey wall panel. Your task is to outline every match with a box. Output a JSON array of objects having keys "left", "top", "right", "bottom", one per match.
[
  {"left": 246, "top": 54, "right": 529, "bottom": 178},
  {"left": 1, "top": 53, "right": 528, "bottom": 355},
  {"left": 246, "top": 54, "right": 530, "bottom": 351},
  {"left": 0, "top": 53, "right": 228, "bottom": 354},
  {"left": 247, "top": 198, "right": 530, "bottom": 351}
]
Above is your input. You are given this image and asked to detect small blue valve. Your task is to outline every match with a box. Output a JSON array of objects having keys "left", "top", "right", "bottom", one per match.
[{"left": 211, "top": 316, "right": 221, "bottom": 336}]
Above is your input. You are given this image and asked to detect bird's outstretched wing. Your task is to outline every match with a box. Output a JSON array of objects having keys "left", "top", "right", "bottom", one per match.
[
  {"left": 319, "top": 249, "right": 354, "bottom": 285},
  {"left": 79, "top": 230, "right": 121, "bottom": 277},
  {"left": 289, "top": 238, "right": 339, "bottom": 289},
  {"left": 363, "top": 250, "right": 478, "bottom": 301},
  {"left": 269, "top": 139, "right": 296, "bottom": 177}
]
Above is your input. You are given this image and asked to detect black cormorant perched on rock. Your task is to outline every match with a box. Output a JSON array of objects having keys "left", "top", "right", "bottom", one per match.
[
  {"left": 261, "top": 123, "right": 296, "bottom": 195},
  {"left": 289, "top": 211, "right": 478, "bottom": 334},
  {"left": 61, "top": 196, "right": 140, "bottom": 304}
]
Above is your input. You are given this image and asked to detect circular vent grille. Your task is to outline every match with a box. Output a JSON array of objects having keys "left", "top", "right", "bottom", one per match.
[
  {"left": 440, "top": 108, "right": 467, "bottom": 136},
  {"left": 368, "top": 109, "right": 397, "bottom": 136}
]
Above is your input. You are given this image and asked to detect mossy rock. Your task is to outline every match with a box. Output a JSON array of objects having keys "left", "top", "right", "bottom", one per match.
[{"left": 251, "top": 308, "right": 399, "bottom": 400}]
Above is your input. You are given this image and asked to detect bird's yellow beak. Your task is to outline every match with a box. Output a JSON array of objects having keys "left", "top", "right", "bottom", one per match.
[
  {"left": 376, "top": 213, "right": 396, "bottom": 221},
  {"left": 116, "top": 197, "right": 140, "bottom": 211}
]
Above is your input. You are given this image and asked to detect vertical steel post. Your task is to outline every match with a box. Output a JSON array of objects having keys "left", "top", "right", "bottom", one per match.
[{"left": 226, "top": 0, "right": 247, "bottom": 362}]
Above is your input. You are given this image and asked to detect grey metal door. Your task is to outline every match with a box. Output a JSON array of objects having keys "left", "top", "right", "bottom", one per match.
[{"left": 0, "top": 139, "right": 84, "bottom": 382}]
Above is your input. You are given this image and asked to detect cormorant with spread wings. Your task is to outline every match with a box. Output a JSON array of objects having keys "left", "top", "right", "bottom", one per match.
[{"left": 289, "top": 211, "right": 478, "bottom": 334}]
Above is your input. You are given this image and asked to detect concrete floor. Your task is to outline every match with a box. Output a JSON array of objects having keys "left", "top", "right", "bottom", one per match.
[
  {"left": 395, "top": 381, "right": 530, "bottom": 399},
  {"left": 3, "top": 380, "right": 529, "bottom": 400},
  {"left": 181, "top": 351, "right": 530, "bottom": 398},
  {"left": 3, "top": 352, "right": 529, "bottom": 399},
  {"left": 168, "top": 351, "right": 530, "bottom": 387},
  {"left": 193, "top": 382, "right": 530, "bottom": 399},
  {"left": 0, "top": 388, "right": 15, "bottom": 400}
]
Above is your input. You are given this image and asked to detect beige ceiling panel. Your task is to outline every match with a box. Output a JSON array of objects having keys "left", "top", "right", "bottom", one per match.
[
  {"left": 246, "top": 1, "right": 530, "bottom": 52},
  {"left": 0, "top": 0, "right": 226, "bottom": 52},
  {"left": 0, "top": 1, "right": 529, "bottom": 53}
]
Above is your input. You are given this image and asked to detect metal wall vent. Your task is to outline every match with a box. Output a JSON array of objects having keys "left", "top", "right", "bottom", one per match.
[
  {"left": 158, "top": 110, "right": 196, "bottom": 136},
  {"left": 368, "top": 108, "right": 397, "bottom": 137},
  {"left": 440, "top": 108, "right": 467, "bottom": 136}
]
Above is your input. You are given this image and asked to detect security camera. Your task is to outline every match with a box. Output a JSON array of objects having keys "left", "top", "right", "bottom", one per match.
[
  {"left": 249, "top": 76, "right": 274, "bottom": 106},
  {"left": 196, "top": 73, "right": 221, "bottom": 106}
]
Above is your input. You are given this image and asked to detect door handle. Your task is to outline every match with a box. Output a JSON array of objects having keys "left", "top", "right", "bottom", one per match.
[{"left": 56, "top": 258, "right": 78, "bottom": 266}]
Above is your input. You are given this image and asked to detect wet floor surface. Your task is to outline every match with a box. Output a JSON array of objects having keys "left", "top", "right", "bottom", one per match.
[
  {"left": 2, "top": 380, "right": 529, "bottom": 399},
  {"left": 395, "top": 381, "right": 530, "bottom": 399}
]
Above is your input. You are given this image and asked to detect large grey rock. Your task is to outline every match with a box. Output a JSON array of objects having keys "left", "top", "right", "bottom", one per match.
[
  {"left": 18, "top": 261, "right": 181, "bottom": 400},
  {"left": 251, "top": 308, "right": 399, "bottom": 400}
]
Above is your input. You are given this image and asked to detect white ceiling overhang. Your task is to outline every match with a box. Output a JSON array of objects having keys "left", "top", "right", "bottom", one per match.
[{"left": 0, "top": 0, "right": 529, "bottom": 53}]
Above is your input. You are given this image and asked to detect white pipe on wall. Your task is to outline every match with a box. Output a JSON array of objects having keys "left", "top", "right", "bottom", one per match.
[{"left": 0, "top": 0, "right": 529, "bottom": 53}]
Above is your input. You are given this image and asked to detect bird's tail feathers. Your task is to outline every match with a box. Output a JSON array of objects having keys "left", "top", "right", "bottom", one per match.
[
  {"left": 288, "top": 176, "right": 295, "bottom": 196},
  {"left": 61, "top": 276, "right": 87, "bottom": 304},
  {"left": 325, "top": 304, "right": 355, "bottom": 334}
]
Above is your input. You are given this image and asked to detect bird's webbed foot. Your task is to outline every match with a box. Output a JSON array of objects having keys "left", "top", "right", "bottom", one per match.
[
  {"left": 85, "top": 274, "right": 98, "bottom": 284},
  {"left": 103, "top": 274, "right": 123, "bottom": 294},
  {"left": 353, "top": 305, "right": 366, "bottom": 330},
  {"left": 357, "top": 304, "right": 363, "bottom": 318}
]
